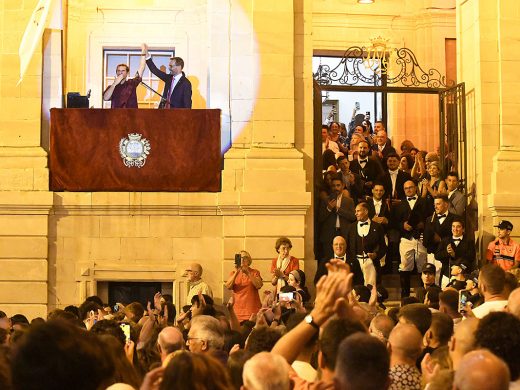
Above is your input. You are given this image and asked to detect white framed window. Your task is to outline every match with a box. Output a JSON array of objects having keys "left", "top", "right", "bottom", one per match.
[{"left": 103, "top": 48, "right": 174, "bottom": 108}]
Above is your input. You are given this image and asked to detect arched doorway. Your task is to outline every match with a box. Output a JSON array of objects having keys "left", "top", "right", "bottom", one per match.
[{"left": 312, "top": 44, "right": 467, "bottom": 289}]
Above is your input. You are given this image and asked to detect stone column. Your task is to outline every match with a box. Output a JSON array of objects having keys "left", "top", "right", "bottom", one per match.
[
  {"left": 457, "top": 0, "right": 520, "bottom": 251},
  {"left": 0, "top": 1, "right": 53, "bottom": 318}
]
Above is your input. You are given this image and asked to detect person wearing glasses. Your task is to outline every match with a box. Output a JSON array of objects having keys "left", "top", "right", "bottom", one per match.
[{"left": 142, "top": 43, "right": 192, "bottom": 108}]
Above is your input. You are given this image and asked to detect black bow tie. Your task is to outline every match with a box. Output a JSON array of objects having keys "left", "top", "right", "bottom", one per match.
[
  {"left": 359, "top": 159, "right": 368, "bottom": 164},
  {"left": 359, "top": 222, "right": 369, "bottom": 226},
  {"left": 453, "top": 238, "right": 462, "bottom": 242},
  {"left": 407, "top": 197, "right": 417, "bottom": 201},
  {"left": 437, "top": 214, "right": 447, "bottom": 219},
  {"left": 335, "top": 255, "right": 345, "bottom": 259}
]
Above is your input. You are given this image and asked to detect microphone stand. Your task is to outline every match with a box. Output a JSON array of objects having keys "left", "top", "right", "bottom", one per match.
[{"left": 139, "top": 79, "right": 168, "bottom": 108}]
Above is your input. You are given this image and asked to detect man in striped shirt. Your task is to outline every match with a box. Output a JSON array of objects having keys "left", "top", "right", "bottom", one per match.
[{"left": 486, "top": 220, "right": 520, "bottom": 271}]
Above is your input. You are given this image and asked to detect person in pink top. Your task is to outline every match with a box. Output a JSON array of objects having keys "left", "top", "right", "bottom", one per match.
[
  {"left": 271, "top": 237, "right": 300, "bottom": 294},
  {"left": 225, "top": 251, "right": 263, "bottom": 322}
]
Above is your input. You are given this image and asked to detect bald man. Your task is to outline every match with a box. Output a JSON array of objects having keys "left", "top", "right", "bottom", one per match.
[
  {"left": 369, "top": 314, "right": 395, "bottom": 343},
  {"left": 453, "top": 350, "right": 510, "bottom": 390},
  {"left": 314, "top": 235, "right": 348, "bottom": 284},
  {"left": 157, "top": 326, "right": 184, "bottom": 362},
  {"left": 508, "top": 287, "right": 520, "bottom": 319},
  {"left": 448, "top": 317, "right": 479, "bottom": 370},
  {"left": 185, "top": 262, "right": 213, "bottom": 304},
  {"left": 387, "top": 323, "right": 422, "bottom": 390}
]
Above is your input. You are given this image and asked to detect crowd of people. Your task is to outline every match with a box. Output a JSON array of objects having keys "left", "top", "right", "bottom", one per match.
[
  {"left": 0, "top": 113, "right": 520, "bottom": 389},
  {"left": 0, "top": 257, "right": 519, "bottom": 389}
]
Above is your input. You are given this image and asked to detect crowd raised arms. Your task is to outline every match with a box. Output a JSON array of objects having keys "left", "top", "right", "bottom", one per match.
[{"left": 1, "top": 116, "right": 520, "bottom": 389}]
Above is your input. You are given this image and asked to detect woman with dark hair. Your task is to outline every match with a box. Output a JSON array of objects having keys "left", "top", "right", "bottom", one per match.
[
  {"left": 399, "top": 153, "right": 414, "bottom": 175},
  {"left": 160, "top": 351, "right": 233, "bottom": 390},
  {"left": 287, "top": 269, "right": 311, "bottom": 304},
  {"left": 322, "top": 149, "right": 337, "bottom": 172},
  {"left": 271, "top": 237, "right": 300, "bottom": 293}
]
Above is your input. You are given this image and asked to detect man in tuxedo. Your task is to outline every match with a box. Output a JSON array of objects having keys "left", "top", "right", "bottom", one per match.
[
  {"left": 337, "top": 155, "right": 364, "bottom": 203},
  {"left": 423, "top": 195, "right": 456, "bottom": 285},
  {"left": 142, "top": 43, "right": 192, "bottom": 108},
  {"left": 317, "top": 174, "right": 356, "bottom": 263},
  {"left": 394, "top": 180, "right": 428, "bottom": 297},
  {"left": 346, "top": 202, "right": 387, "bottom": 286},
  {"left": 377, "top": 153, "right": 412, "bottom": 201},
  {"left": 350, "top": 140, "right": 384, "bottom": 197},
  {"left": 435, "top": 218, "right": 475, "bottom": 286},
  {"left": 314, "top": 235, "right": 348, "bottom": 284},
  {"left": 445, "top": 172, "right": 465, "bottom": 217},
  {"left": 367, "top": 182, "right": 397, "bottom": 274}
]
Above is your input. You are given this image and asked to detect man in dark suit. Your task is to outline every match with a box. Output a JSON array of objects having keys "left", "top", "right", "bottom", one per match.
[
  {"left": 423, "top": 194, "right": 456, "bottom": 285},
  {"left": 350, "top": 140, "right": 384, "bottom": 197},
  {"left": 317, "top": 174, "right": 356, "bottom": 263},
  {"left": 337, "top": 155, "right": 364, "bottom": 204},
  {"left": 393, "top": 180, "right": 428, "bottom": 297},
  {"left": 377, "top": 153, "right": 412, "bottom": 201},
  {"left": 435, "top": 218, "right": 475, "bottom": 286},
  {"left": 142, "top": 43, "right": 192, "bottom": 108},
  {"left": 367, "top": 182, "right": 394, "bottom": 274},
  {"left": 346, "top": 202, "right": 387, "bottom": 286},
  {"left": 372, "top": 130, "right": 397, "bottom": 169},
  {"left": 445, "top": 172, "right": 465, "bottom": 217},
  {"left": 314, "top": 235, "right": 348, "bottom": 284}
]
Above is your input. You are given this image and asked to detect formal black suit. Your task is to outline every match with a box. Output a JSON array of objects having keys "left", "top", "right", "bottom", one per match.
[
  {"left": 377, "top": 170, "right": 412, "bottom": 201},
  {"left": 423, "top": 212, "right": 457, "bottom": 254},
  {"left": 392, "top": 196, "right": 428, "bottom": 240},
  {"left": 435, "top": 235, "right": 475, "bottom": 278},
  {"left": 372, "top": 144, "right": 397, "bottom": 169},
  {"left": 146, "top": 58, "right": 192, "bottom": 108},
  {"left": 366, "top": 198, "right": 391, "bottom": 231},
  {"left": 346, "top": 220, "right": 387, "bottom": 286},
  {"left": 350, "top": 158, "right": 384, "bottom": 196},
  {"left": 317, "top": 194, "right": 356, "bottom": 261},
  {"left": 340, "top": 171, "right": 364, "bottom": 204}
]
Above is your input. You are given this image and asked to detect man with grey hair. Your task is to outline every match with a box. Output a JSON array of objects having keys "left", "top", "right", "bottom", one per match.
[
  {"left": 453, "top": 349, "right": 510, "bottom": 390},
  {"left": 369, "top": 314, "right": 395, "bottom": 343},
  {"left": 187, "top": 315, "right": 224, "bottom": 355},
  {"left": 242, "top": 352, "right": 290, "bottom": 390},
  {"left": 185, "top": 262, "right": 213, "bottom": 304},
  {"left": 157, "top": 326, "right": 184, "bottom": 362}
]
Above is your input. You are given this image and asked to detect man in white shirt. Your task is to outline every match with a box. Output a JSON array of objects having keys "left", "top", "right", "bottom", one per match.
[
  {"left": 471, "top": 264, "right": 508, "bottom": 319},
  {"left": 321, "top": 125, "right": 340, "bottom": 155},
  {"left": 185, "top": 263, "right": 213, "bottom": 304}
]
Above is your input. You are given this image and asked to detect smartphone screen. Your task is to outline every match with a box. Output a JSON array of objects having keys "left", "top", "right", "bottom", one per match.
[
  {"left": 234, "top": 253, "right": 241, "bottom": 268},
  {"left": 278, "top": 292, "right": 294, "bottom": 302},
  {"left": 120, "top": 323, "right": 131, "bottom": 343},
  {"left": 458, "top": 290, "right": 471, "bottom": 313}
]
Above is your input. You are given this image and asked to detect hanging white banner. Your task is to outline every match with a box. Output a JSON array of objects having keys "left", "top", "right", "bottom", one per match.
[{"left": 18, "top": 0, "right": 62, "bottom": 85}]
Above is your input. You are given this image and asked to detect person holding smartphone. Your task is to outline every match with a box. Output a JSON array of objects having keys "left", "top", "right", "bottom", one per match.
[{"left": 225, "top": 251, "right": 263, "bottom": 322}]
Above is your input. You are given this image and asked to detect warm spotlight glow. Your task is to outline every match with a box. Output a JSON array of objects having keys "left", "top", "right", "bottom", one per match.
[{"left": 358, "top": 0, "right": 374, "bottom": 3}]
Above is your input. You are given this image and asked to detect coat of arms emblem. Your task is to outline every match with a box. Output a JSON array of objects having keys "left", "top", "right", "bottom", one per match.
[{"left": 119, "top": 133, "right": 151, "bottom": 168}]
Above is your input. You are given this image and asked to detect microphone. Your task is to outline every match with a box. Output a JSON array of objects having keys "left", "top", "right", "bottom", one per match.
[
  {"left": 86, "top": 89, "right": 91, "bottom": 98},
  {"left": 139, "top": 80, "right": 168, "bottom": 108}
]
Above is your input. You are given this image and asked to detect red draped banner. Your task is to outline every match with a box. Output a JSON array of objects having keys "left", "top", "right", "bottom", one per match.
[{"left": 50, "top": 108, "right": 222, "bottom": 192}]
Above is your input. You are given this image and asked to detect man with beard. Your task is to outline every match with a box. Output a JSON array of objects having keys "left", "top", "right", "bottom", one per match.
[{"left": 350, "top": 140, "right": 384, "bottom": 197}]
